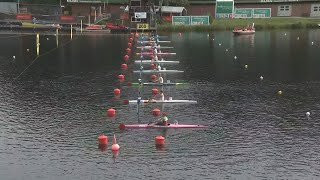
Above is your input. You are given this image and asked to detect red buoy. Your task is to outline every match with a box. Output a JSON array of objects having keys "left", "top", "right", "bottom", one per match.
[
  {"left": 129, "top": 37, "right": 133, "bottom": 42},
  {"left": 124, "top": 55, "right": 129, "bottom": 61},
  {"left": 150, "top": 63, "right": 156, "bottom": 69},
  {"left": 130, "top": 32, "right": 134, "bottom": 37},
  {"left": 107, "top": 108, "right": 116, "bottom": 117},
  {"left": 118, "top": 74, "right": 125, "bottom": 81},
  {"left": 178, "top": 32, "right": 182, "bottom": 37},
  {"left": 152, "top": 88, "right": 158, "bottom": 95},
  {"left": 98, "top": 134, "right": 108, "bottom": 145},
  {"left": 128, "top": 42, "right": 132, "bottom": 47},
  {"left": 151, "top": 74, "right": 157, "bottom": 81},
  {"left": 152, "top": 108, "right": 161, "bottom": 116},
  {"left": 123, "top": 99, "right": 129, "bottom": 105},
  {"left": 150, "top": 55, "right": 154, "bottom": 60},
  {"left": 121, "top": 63, "right": 127, "bottom": 71},
  {"left": 126, "top": 48, "right": 131, "bottom": 55},
  {"left": 155, "top": 136, "right": 165, "bottom": 146},
  {"left": 135, "top": 33, "right": 139, "bottom": 38},
  {"left": 148, "top": 48, "right": 153, "bottom": 52},
  {"left": 119, "top": 123, "right": 125, "bottom": 130},
  {"left": 114, "top": 88, "right": 120, "bottom": 96}
]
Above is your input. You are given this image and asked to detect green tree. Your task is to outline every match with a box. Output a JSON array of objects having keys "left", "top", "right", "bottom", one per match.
[{"left": 20, "top": 0, "right": 60, "bottom": 4}]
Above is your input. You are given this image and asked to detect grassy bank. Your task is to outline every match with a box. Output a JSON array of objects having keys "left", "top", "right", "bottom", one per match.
[{"left": 157, "top": 17, "right": 320, "bottom": 32}]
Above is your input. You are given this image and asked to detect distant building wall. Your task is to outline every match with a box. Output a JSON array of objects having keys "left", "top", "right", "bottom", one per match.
[
  {"left": 187, "top": 2, "right": 318, "bottom": 17},
  {"left": 0, "top": 2, "right": 17, "bottom": 14}
]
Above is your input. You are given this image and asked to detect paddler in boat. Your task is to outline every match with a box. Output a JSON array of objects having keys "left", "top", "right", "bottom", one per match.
[
  {"left": 159, "top": 90, "right": 165, "bottom": 101},
  {"left": 155, "top": 112, "right": 169, "bottom": 126},
  {"left": 157, "top": 74, "right": 164, "bottom": 84},
  {"left": 147, "top": 98, "right": 156, "bottom": 103}
]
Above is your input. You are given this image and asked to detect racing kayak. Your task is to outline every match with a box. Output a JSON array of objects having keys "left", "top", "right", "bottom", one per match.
[
  {"left": 136, "top": 52, "right": 176, "bottom": 55},
  {"left": 134, "top": 60, "right": 180, "bottom": 64},
  {"left": 137, "top": 46, "right": 174, "bottom": 49},
  {"left": 133, "top": 70, "right": 184, "bottom": 73},
  {"left": 119, "top": 123, "right": 208, "bottom": 129},
  {"left": 137, "top": 40, "right": 171, "bottom": 43},
  {"left": 128, "top": 99, "right": 197, "bottom": 104},
  {"left": 131, "top": 82, "right": 189, "bottom": 86}
]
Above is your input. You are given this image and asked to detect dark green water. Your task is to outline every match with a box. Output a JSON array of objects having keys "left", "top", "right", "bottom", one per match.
[{"left": 1, "top": 30, "right": 320, "bottom": 179}]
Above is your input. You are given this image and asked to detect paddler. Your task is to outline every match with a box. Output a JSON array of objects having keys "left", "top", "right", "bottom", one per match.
[
  {"left": 157, "top": 74, "right": 164, "bottom": 84},
  {"left": 155, "top": 112, "right": 169, "bottom": 126},
  {"left": 159, "top": 90, "right": 165, "bottom": 101}
]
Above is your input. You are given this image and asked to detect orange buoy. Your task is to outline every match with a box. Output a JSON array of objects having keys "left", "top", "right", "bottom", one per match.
[
  {"left": 121, "top": 63, "right": 127, "bottom": 71},
  {"left": 128, "top": 42, "right": 132, "bottom": 47},
  {"left": 124, "top": 55, "right": 129, "bottom": 61},
  {"left": 118, "top": 74, "right": 125, "bottom": 81},
  {"left": 107, "top": 108, "right": 116, "bottom": 117},
  {"left": 129, "top": 37, "right": 133, "bottom": 42},
  {"left": 123, "top": 99, "right": 129, "bottom": 105},
  {"left": 111, "top": 134, "right": 120, "bottom": 151},
  {"left": 114, "top": 88, "right": 120, "bottom": 96},
  {"left": 150, "top": 63, "right": 156, "bottom": 69},
  {"left": 155, "top": 136, "right": 165, "bottom": 146},
  {"left": 152, "top": 108, "right": 161, "bottom": 116},
  {"left": 151, "top": 74, "right": 157, "bottom": 81},
  {"left": 98, "top": 134, "right": 108, "bottom": 145}
]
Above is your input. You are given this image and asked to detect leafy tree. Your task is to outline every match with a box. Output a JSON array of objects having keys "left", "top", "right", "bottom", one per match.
[{"left": 20, "top": 0, "right": 60, "bottom": 4}]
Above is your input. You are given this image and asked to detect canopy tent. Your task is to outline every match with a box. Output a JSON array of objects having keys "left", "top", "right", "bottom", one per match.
[{"left": 161, "top": 6, "right": 187, "bottom": 15}]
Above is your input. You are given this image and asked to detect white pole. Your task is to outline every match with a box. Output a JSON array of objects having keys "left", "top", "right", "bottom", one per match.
[
  {"left": 80, "top": 19, "right": 83, "bottom": 33},
  {"left": 56, "top": 28, "right": 59, "bottom": 47},
  {"left": 70, "top": 25, "right": 73, "bottom": 40}
]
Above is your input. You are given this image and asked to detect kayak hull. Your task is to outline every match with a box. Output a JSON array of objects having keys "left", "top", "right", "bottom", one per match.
[
  {"left": 119, "top": 123, "right": 208, "bottom": 129},
  {"left": 128, "top": 100, "right": 197, "bottom": 104},
  {"left": 134, "top": 60, "right": 180, "bottom": 64},
  {"left": 131, "top": 82, "right": 189, "bottom": 86},
  {"left": 133, "top": 70, "right": 184, "bottom": 73}
]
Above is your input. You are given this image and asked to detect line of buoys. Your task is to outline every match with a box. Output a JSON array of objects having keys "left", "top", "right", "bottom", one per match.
[{"left": 107, "top": 108, "right": 116, "bottom": 117}]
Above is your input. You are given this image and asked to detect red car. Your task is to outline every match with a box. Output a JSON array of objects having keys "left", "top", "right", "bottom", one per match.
[{"left": 106, "top": 22, "right": 128, "bottom": 30}]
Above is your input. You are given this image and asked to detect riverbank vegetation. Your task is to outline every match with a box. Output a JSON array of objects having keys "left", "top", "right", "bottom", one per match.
[{"left": 157, "top": 17, "right": 320, "bottom": 32}]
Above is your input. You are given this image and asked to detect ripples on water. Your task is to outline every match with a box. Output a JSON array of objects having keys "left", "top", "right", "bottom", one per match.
[{"left": 1, "top": 31, "right": 320, "bottom": 179}]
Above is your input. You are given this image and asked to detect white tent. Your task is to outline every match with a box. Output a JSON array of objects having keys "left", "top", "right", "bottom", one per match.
[{"left": 160, "top": 6, "right": 187, "bottom": 15}]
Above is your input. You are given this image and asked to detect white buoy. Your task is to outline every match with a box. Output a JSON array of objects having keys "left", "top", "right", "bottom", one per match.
[
  {"left": 234, "top": 56, "right": 237, "bottom": 60},
  {"left": 311, "top": 42, "right": 314, "bottom": 45},
  {"left": 284, "top": 33, "right": 287, "bottom": 36},
  {"left": 245, "top": 64, "right": 248, "bottom": 69},
  {"left": 46, "top": 38, "right": 49, "bottom": 40},
  {"left": 207, "top": 34, "right": 209, "bottom": 37},
  {"left": 226, "top": 49, "right": 228, "bottom": 52},
  {"left": 212, "top": 38, "right": 215, "bottom": 41},
  {"left": 27, "top": 49, "right": 29, "bottom": 52},
  {"left": 297, "top": 37, "right": 300, "bottom": 40},
  {"left": 218, "top": 43, "right": 221, "bottom": 46},
  {"left": 13, "top": 56, "right": 15, "bottom": 59},
  {"left": 306, "top": 112, "right": 310, "bottom": 117},
  {"left": 260, "top": 76, "right": 263, "bottom": 80}
]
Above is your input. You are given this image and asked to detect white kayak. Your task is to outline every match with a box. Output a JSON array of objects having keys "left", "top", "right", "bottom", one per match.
[
  {"left": 136, "top": 46, "right": 174, "bottom": 49},
  {"left": 129, "top": 99, "right": 197, "bottom": 104},
  {"left": 136, "top": 52, "right": 176, "bottom": 55},
  {"left": 134, "top": 60, "right": 180, "bottom": 64},
  {"left": 133, "top": 70, "right": 184, "bottom": 73},
  {"left": 137, "top": 40, "right": 171, "bottom": 43}
]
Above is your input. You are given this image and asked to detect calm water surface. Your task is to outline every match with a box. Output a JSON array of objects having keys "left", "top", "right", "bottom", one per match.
[{"left": 1, "top": 30, "right": 320, "bottom": 179}]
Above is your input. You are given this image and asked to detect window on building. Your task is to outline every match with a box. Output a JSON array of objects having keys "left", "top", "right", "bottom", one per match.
[
  {"left": 280, "top": 5, "right": 290, "bottom": 11},
  {"left": 314, "top": 6, "right": 319, "bottom": 12}
]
